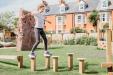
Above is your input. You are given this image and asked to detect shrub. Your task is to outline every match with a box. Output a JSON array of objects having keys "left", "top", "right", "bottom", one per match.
[
  {"left": 45, "top": 31, "right": 56, "bottom": 34},
  {"left": 100, "top": 29, "right": 105, "bottom": 33},
  {"left": 103, "top": 23, "right": 109, "bottom": 29},
  {"left": 63, "top": 39, "right": 75, "bottom": 45},
  {"left": 75, "top": 36, "right": 97, "bottom": 46},
  {"left": 63, "top": 36, "right": 97, "bottom": 46},
  {"left": 70, "top": 27, "right": 86, "bottom": 33}
]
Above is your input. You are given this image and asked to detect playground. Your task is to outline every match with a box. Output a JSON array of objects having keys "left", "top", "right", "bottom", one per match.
[
  {"left": 0, "top": 44, "right": 107, "bottom": 75},
  {"left": 0, "top": 0, "right": 113, "bottom": 75}
]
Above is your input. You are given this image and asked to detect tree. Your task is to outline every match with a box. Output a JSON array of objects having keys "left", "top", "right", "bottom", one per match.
[
  {"left": 0, "top": 11, "right": 18, "bottom": 42},
  {"left": 0, "top": 11, "right": 18, "bottom": 31},
  {"left": 89, "top": 10, "right": 99, "bottom": 32}
]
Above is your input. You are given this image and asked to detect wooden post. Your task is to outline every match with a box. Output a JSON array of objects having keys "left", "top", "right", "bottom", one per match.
[
  {"left": 52, "top": 56, "right": 59, "bottom": 72},
  {"left": 101, "top": 29, "right": 113, "bottom": 75},
  {"left": 106, "top": 29, "right": 113, "bottom": 75},
  {"left": 106, "top": 29, "right": 112, "bottom": 62},
  {"left": 45, "top": 56, "right": 51, "bottom": 70},
  {"left": 17, "top": 56, "right": 23, "bottom": 68},
  {"left": 77, "top": 58, "right": 85, "bottom": 74},
  {"left": 67, "top": 53, "right": 74, "bottom": 71},
  {"left": 30, "top": 57, "right": 36, "bottom": 71}
]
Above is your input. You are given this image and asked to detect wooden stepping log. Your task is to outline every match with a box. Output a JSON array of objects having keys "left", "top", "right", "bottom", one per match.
[
  {"left": 52, "top": 56, "right": 59, "bottom": 72},
  {"left": 67, "top": 53, "right": 74, "bottom": 71},
  {"left": 30, "top": 57, "right": 36, "bottom": 71},
  {"left": 0, "top": 55, "right": 23, "bottom": 68},
  {"left": 45, "top": 56, "right": 51, "bottom": 70},
  {"left": 77, "top": 58, "right": 86, "bottom": 74}
]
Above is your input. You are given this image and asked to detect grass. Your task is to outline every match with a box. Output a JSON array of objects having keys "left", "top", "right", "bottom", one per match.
[{"left": 0, "top": 44, "right": 108, "bottom": 75}]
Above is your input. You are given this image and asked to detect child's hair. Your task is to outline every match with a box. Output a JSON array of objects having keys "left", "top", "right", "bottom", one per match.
[{"left": 37, "top": 4, "right": 45, "bottom": 11}]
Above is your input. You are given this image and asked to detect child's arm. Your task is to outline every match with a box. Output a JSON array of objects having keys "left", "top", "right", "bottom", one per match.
[
  {"left": 42, "top": 0, "right": 50, "bottom": 13},
  {"left": 44, "top": 19, "right": 51, "bottom": 24},
  {"left": 42, "top": 0, "right": 48, "bottom": 6}
]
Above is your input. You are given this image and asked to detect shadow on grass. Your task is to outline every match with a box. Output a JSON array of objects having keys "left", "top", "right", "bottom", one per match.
[
  {"left": 36, "top": 68, "right": 48, "bottom": 71},
  {"left": 0, "top": 61, "right": 28, "bottom": 68},
  {"left": 85, "top": 71, "right": 98, "bottom": 74},
  {"left": 58, "top": 65, "right": 79, "bottom": 72},
  {"left": 58, "top": 66, "right": 68, "bottom": 72},
  {"left": 71, "top": 64, "right": 99, "bottom": 74},
  {"left": 85, "top": 63, "right": 99, "bottom": 74},
  {"left": 73, "top": 65, "right": 79, "bottom": 70},
  {"left": 22, "top": 46, "right": 63, "bottom": 51},
  {"left": 38, "top": 46, "right": 63, "bottom": 50}
]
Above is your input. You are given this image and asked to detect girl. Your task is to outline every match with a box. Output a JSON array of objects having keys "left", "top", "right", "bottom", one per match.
[{"left": 28, "top": 0, "right": 52, "bottom": 58}]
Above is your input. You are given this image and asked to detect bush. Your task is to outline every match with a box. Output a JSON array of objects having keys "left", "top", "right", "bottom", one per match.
[
  {"left": 63, "top": 39, "right": 75, "bottom": 45},
  {"left": 45, "top": 31, "right": 56, "bottom": 34},
  {"left": 75, "top": 36, "right": 97, "bottom": 46},
  {"left": 103, "top": 23, "right": 109, "bottom": 29},
  {"left": 70, "top": 27, "right": 86, "bottom": 33},
  {"left": 63, "top": 36, "right": 97, "bottom": 46}
]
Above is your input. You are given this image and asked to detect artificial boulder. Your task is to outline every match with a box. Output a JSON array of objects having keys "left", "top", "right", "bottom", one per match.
[{"left": 16, "top": 9, "right": 35, "bottom": 51}]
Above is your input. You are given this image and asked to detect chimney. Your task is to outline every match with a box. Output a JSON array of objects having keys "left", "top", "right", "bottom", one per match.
[{"left": 59, "top": 0, "right": 65, "bottom": 4}]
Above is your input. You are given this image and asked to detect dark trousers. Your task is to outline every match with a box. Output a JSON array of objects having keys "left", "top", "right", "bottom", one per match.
[{"left": 31, "top": 28, "right": 48, "bottom": 52}]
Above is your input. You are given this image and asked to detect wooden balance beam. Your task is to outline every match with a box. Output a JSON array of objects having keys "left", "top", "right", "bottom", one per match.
[{"left": 0, "top": 55, "right": 23, "bottom": 68}]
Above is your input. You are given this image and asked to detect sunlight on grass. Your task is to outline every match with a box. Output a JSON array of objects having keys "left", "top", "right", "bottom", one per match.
[{"left": 0, "top": 45, "right": 107, "bottom": 75}]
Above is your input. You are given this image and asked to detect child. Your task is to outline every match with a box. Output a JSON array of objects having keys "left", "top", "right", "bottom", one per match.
[{"left": 28, "top": 0, "right": 52, "bottom": 58}]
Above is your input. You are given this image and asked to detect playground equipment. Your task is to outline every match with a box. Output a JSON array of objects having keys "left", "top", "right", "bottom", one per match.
[
  {"left": 29, "top": 53, "right": 87, "bottom": 74},
  {"left": 0, "top": 53, "right": 87, "bottom": 74},
  {"left": 16, "top": 9, "right": 35, "bottom": 51},
  {"left": 77, "top": 58, "right": 86, "bottom": 74},
  {"left": 67, "top": 53, "right": 74, "bottom": 71},
  {"left": 0, "top": 55, "right": 23, "bottom": 68},
  {"left": 45, "top": 56, "right": 51, "bottom": 70},
  {"left": 101, "top": 29, "right": 113, "bottom": 75},
  {"left": 30, "top": 57, "right": 36, "bottom": 71},
  {"left": 52, "top": 56, "right": 59, "bottom": 72}
]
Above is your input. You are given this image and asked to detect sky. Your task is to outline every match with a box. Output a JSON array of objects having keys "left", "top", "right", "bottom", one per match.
[{"left": 0, "top": 0, "right": 75, "bottom": 15}]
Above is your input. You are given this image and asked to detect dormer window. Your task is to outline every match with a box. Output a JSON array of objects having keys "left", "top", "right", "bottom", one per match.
[
  {"left": 80, "top": 4, "right": 84, "bottom": 10},
  {"left": 60, "top": 4, "right": 65, "bottom": 13},
  {"left": 102, "top": 0, "right": 108, "bottom": 8},
  {"left": 79, "top": 0, "right": 85, "bottom": 11}
]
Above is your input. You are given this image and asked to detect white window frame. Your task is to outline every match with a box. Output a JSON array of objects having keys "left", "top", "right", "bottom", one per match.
[
  {"left": 60, "top": 4, "right": 65, "bottom": 13},
  {"left": 100, "top": 12, "right": 109, "bottom": 22},
  {"left": 75, "top": 14, "right": 85, "bottom": 24},
  {"left": 79, "top": 1, "right": 85, "bottom": 11},
  {"left": 101, "top": 0, "right": 108, "bottom": 8},
  {"left": 56, "top": 16, "right": 65, "bottom": 25}
]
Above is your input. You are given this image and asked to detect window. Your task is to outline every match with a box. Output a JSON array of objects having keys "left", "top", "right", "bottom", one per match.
[
  {"left": 79, "top": 4, "right": 84, "bottom": 10},
  {"left": 100, "top": 12, "right": 109, "bottom": 22},
  {"left": 60, "top": 4, "right": 65, "bottom": 13},
  {"left": 102, "top": 14, "right": 105, "bottom": 21},
  {"left": 78, "top": 15, "right": 82, "bottom": 23},
  {"left": 102, "top": 0, "right": 108, "bottom": 8},
  {"left": 75, "top": 14, "right": 85, "bottom": 24},
  {"left": 56, "top": 16, "right": 65, "bottom": 25},
  {"left": 79, "top": 0, "right": 85, "bottom": 11}
]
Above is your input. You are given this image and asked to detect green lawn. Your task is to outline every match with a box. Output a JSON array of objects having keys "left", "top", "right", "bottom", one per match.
[{"left": 0, "top": 44, "right": 107, "bottom": 75}]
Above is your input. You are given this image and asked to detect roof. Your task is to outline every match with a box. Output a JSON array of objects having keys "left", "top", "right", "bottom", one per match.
[{"left": 45, "top": 0, "right": 113, "bottom": 16}]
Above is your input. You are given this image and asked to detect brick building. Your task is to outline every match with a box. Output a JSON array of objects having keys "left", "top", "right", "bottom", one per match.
[{"left": 44, "top": 0, "right": 113, "bottom": 34}]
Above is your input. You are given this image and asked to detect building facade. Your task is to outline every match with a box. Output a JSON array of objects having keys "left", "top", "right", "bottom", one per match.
[{"left": 44, "top": 0, "right": 113, "bottom": 34}]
